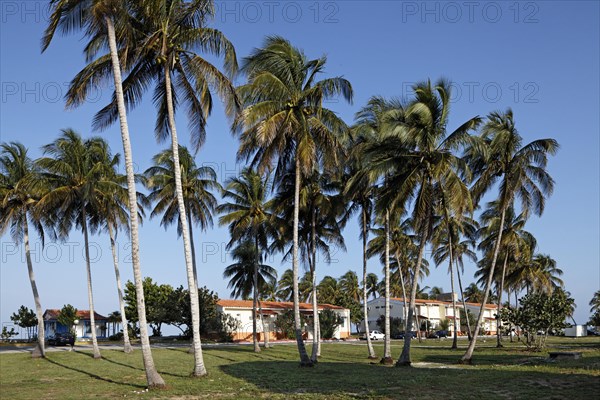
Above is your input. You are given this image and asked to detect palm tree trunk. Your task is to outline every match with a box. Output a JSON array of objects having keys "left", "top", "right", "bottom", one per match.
[
  {"left": 105, "top": 16, "right": 165, "bottom": 388},
  {"left": 259, "top": 299, "right": 269, "bottom": 348},
  {"left": 187, "top": 206, "right": 199, "bottom": 287},
  {"left": 396, "top": 230, "right": 428, "bottom": 366},
  {"left": 381, "top": 210, "right": 393, "bottom": 364},
  {"left": 362, "top": 208, "right": 376, "bottom": 359},
  {"left": 23, "top": 219, "right": 45, "bottom": 358},
  {"left": 461, "top": 207, "right": 507, "bottom": 363},
  {"left": 81, "top": 209, "right": 101, "bottom": 359},
  {"left": 252, "top": 237, "right": 261, "bottom": 353},
  {"left": 395, "top": 253, "right": 408, "bottom": 332},
  {"left": 456, "top": 262, "right": 472, "bottom": 341},
  {"left": 496, "top": 253, "right": 508, "bottom": 348},
  {"left": 107, "top": 223, "right": 132, "bottom": 353},
  {"left": 449, "top": 250, "right": 458, "bottom": 349},
  {"left": 292, "top": 157, "right": 312, "bottom": 366},
  {"left": 310, "top": 209, "right": 319, "bottom": 363},
  {"left": 164, "top": 61, "right": 207, "bottom": 376}
]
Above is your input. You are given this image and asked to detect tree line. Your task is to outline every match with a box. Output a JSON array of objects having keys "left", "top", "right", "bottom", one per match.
[{"left": 0, "top": 0, "right": 571, "bottom": 389}]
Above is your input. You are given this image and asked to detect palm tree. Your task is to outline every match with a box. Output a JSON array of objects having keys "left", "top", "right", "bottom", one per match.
[
  {"left": 0, "top": 143, "right": 48, "bottom": 358},
  {"left": 145, "top": 146, "right": 221, "bottom": 287},
  {"left": 234, "top": 37, "right": 352, "bottom": 366},
  {"left": 461, "top": 109, "right": 558, "bottom": 363},
  {"left": 87, "top": 144, "right": 141, "bottom": 353},
  {"left": 349, "top": 96, "right": 403, "bottom": 364},
  {"left": 463, "top": 283, "right": 484, "bottom": 303},
  {"left": 218, "top": 168, "right": 276, "bottom": 352},
  {"left": 272, "top": 169, "right": 346, "bottom": 361},
  {"left": 317, "top": 276, "right": 340, "bottom": 304},
  {"left": 36, "top": 130, "right": 117, "bottom": 359},
  {"left": 276, "top": 269, "right": 294, "bottom": 301},
  {"left": 43, "top": 0, "right": 166, "bottom": 386},
  {"left": 366, "top": 273, "right": 379, "bottom": 299},
  {"left": 476, "top": 203, "right": 535, "bottom": 347},
  {"left": 359, "top": 82, "right": 480, "bottom": 366},
  {"left": 432, "top": 213, "right": 479, "bottom": 347},
  {"left": 590, "top": 291, "right": 600, "bottom": 314},
  {"left": 98, "top": 0, "right": 238, "bottom": 376},
  {"left": 339, "top": 271, "right": 361, "bottom": 304}
]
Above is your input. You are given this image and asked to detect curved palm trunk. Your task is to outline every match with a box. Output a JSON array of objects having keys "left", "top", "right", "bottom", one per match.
[
  {"left": 496, "top": 253, "right": 509, "bottom": 348},
  {"left": 456, "top": 262, "right": 472, "bottom": 341},
  {"left": 396, "top": 231, "right": 427, "bottom": 366},
  {"left": 81, "top": 210, "right": 101, "bottom": 359},
  {"left": 381, "top": 210, "right": 393, "bottom": 364},
  {"left": 187, "top": 207, "right": 199, "bottom": 286},
  {"left": 448, "top": 249, "right": 458, "bottom": 349},
  {"left": 292, "top": 157, "right": 312, "bottom": 366},
  {"left": 106, "top": 18, "right": 165, "bottom": 387},
  {"left": 362, "top": 209, "right": 376, "bottom": 359},
  {"left": 310, "top": 210, "right": 319, "bottom": 362},
  {"left": 164, "top": 62, "right": 207, "bottom": 376},
  {"left": 23, "top": 219, "right": 45, "bottom": 358},
  {"left": 252, "top": 238, "right": 261, "bottom": 353},
  {"left": 107, "top": 223, "right": 132, "bottom": 353},
  {"left": 461, "top": 207, "right": 506, "bottom": 363},
  {"left": 395, "top": 253, "right": 408, "bottom": 331}
]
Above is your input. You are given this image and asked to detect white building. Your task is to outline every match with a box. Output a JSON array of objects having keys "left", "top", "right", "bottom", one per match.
[
  {"left": 217, "top": 299, "right": 351, "bottom": 341},
  {"left": 362, "top": 297, "right": 498, "bottom": 335}
]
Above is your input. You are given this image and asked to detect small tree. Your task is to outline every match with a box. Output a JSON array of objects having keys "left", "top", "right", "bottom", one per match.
[
  {"left": 1, "top": 327, "right": 18, "bottom": 341},
  {"left": 10, "top": 306, "right": 38, "bottom": 340},
  {"left": 319, "top": 310, "right": 343, "bottom": 339},
  {"left": 376, "top": 315, "right": 404, "bottom": 337},
  {"left": 57, "top": 305, "right": 78, "bottom": 336},
  {"left": 274, "top": 310, "right": 306, "bottom": 339},
  {"left": 500, "top": 288, "right": 575, "bottom": 350}
]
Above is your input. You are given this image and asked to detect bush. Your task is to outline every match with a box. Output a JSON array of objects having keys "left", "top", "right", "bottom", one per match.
[
  {"left": 108, "top": 332, "right": 124, "bottom": 341},
  {"left": 319, "top": 310, "right": 342, "bottom": 339}
]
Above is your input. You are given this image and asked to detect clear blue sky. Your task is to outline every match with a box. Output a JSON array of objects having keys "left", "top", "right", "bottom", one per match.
[{"left": 1, "top": 1, "right": 599, "bottom": 333}]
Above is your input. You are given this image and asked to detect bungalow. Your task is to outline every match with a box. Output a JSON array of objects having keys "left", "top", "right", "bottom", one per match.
[
  {"left": 43, "top": 309, "right": 108, "bottom": 339},
  {"left": 217, "top": 299, "right": 351, "bottom": 341},
  {"left": 362, "top": 297, "right": 498, "bottom": 335}
]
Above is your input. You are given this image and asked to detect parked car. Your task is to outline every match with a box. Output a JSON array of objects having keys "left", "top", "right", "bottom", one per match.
[
  {"left": 394, "top": 331, "right": 417, "bottom": 339},
  {"left": 362, "top": 330, "right": 385, "bottom": 340},
  {"left": 587, "top": 329, "right": 600, "bottom": 336},
  {"left": 428, "top": 330, "right": 448, "bottom": 339},
  {"left": 47, "top": 332, "right": 74, "bottom": 346}
]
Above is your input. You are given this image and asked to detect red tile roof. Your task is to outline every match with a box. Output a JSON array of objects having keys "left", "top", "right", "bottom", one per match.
[
  {"left": 390, "top": 298, "right": 497, "bottom": 309},
  {"left": 43, "top": 309, "right": 107, "bottom": 321},
  {"left": 217, "top": 299, "right": 345, "bottom": 311}
]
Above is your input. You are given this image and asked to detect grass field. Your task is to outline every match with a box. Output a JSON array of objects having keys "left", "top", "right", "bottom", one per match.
[{"left": 1, "top": 337, "right": 599, "bottom": 399}]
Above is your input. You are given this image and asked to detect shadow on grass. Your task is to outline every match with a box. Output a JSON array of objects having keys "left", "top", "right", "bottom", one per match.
[
  {"left": 45, "top": 357, "right": 146, "bottom": 389},
  {"left": 220, "top": 359, "right": 600, "bottom": 398}
]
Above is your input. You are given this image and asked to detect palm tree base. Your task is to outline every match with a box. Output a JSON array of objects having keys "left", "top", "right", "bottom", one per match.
[
  {"left": 93, "top": 353, "right": 102, "bottom": 360},
  {"left": 31, "top": 344, "right": 44, "bottom": 358},
  {"left": 367, "top": 355, "right": 378, "bottom": 360},
  {"left": 458, "top": 357, "right": 473, "bottom": 365},
  {"left": 395, "top": 360, "right": 411, "bottom": 367},
  {"left": 380, "top": 357, "right": 394, "bottom": 365},
  {"left": 123, "top": 345, "right": 133, "bottom": 353}
]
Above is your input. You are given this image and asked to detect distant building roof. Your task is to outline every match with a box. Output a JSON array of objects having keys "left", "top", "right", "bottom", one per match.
[
  {"left": 382, "top": 297, "right": 497, "bottom": 309},
  {"left": 217, "top": 299, "right": 346, "bottom": 311},
  {"left": 43, "top": 309, "right": 108, "bottom": 321}
]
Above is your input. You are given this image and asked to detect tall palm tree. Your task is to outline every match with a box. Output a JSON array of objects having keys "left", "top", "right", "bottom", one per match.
[
  {"left": 36, "top": 130, "right": 116, "bottom": 359},
  {"left": 590, "top": 291, "right": 600, "bottom": 314},
  {"left": 461, "top": 109, "right": 558, "bottom": 363},
  {"left": 272, "top": 169, "right": 346, "bottom": 361},
  {"left": 432, "top": 213, "right": 478, "bottom": 347},
  {"left": 349, "top": 96, "right": 403, "bottom": 364},
  {"left": 0, "top": 143, "right": 48, "bottom": 358},
  {"left": 145, "top": 146, "right": 221, "bottom": 286},
  {"left": 361, "top": 80, "right": 481, "bottom": 366},
  {"left": 87, "top": 144, "right": 142, "bottom": 354},
  {"left": 43, "top": 0, "right": 166, "bottom": 386},
  {"left": 476, "top": 203, "right": 535, "bottom": 347},
  {"left": 233, "top": 37, "right": 352, "bottom": 366},
  {"left": 218, "top": 168, "right": 276, "bottom": 352},
  {"left": 95, "top": 0, "right": 239, "bottom": 376}
]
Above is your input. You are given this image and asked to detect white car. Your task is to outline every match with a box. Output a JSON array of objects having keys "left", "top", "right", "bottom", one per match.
[{"left": 363, "top": 330, "right": 385, "bottom": 340}]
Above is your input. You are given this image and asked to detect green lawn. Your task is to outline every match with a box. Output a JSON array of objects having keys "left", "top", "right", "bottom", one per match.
[{"left": 1, "top": 338, "right": 599, "bottom": 399}]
